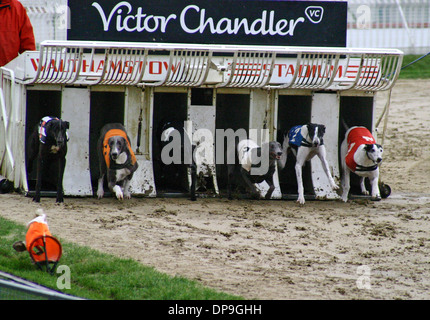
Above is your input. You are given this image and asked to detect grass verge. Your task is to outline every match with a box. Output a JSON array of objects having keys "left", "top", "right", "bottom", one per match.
[
  {"left": 398, "top": 54, "right": 430, "bottom": 79},
  {"left": 0, "top": 216, "right": 242, "bottom": 300}
]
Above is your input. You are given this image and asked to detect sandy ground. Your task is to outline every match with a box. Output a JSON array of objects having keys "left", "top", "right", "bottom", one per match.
[{"left": 1, "top": 79, "right": 430, "bottom": 300}]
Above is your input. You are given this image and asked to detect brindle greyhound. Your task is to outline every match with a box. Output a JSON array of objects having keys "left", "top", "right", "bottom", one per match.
[{"left": 228, "top": 139, "right": 283, "bottom": 200}]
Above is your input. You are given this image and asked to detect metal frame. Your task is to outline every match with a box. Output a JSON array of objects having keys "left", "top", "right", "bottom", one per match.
[{"left": 20, "top": 40, "right": 403, "bottom": 91}]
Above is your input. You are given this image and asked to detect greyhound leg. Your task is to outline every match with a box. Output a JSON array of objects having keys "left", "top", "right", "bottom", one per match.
[
  {"left": 227, "top": 165, "right": 235, "bottom": 200},
  {"left": 189, "top": 164, "right": 197, "bottom": 201},
  {"left": 359, "top": 177, "right": 369, "bottom": 195},
  {"left": 341, "top": 168, "right": 350, "bottom": 202},
  {"left": 264, "top": 174, "right": 275, "bottom": 200},
  {"left": 317, "top": 147, "right": 339, "bottom": 190},
  {"left": 97, "top": 174, "right": 105, "bottom": 199},
  {"left": 112, "top": 184, "right": 124, "bottom": 200},
  {"left": 295, "top": 148, "right": 307, "bottom": 204},
  {"left": 56, "top": 157, "right": 66, "bottom": 203},
  {"left": 123, "top": 178, "right": 132, "bottom": 199},
  {"left": 295, "top": 163, "right": 305, "bottom": 204},
  {"left": 369, "top": 174, "right": 381, "bottom": 199},
  {"left": 33, "top": 153, "right": 43, "bottom": 203},
  {"left": 240, "top": 167, "right": 259, "bottom": 199}
]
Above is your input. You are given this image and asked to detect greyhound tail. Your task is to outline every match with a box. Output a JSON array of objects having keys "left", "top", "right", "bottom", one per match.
[
  {"left": 341, "top": 118, "right": 349, "bottom": 131},
  {"left": 277, "top": 137, "right": 289, "bottom": 170}
]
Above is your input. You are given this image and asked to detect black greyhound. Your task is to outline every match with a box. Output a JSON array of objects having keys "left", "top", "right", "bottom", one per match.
[
  {"left": 157, "top": 120, "right": 197, "bottom": 201},
  {"left": 27, "top": 117, "right": 69, "bottom": 203}
]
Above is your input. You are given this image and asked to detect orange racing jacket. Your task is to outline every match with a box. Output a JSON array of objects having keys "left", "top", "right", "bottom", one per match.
[{"left": 103, "top": 129, "right": 137, "bottom": 169}]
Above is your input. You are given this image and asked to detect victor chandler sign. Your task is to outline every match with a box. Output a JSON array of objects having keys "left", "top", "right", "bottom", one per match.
[{"left": 67, "top": 0, "right": 347, "bottom": 47}]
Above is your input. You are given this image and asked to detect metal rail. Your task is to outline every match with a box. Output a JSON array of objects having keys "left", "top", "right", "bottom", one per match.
[{"left": 23, "top": 40, "right": 403, "bottom": 91}]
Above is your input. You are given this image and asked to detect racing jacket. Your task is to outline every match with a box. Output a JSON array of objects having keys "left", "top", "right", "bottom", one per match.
[
  {"left": 103, "top": 129, "right": 137, "bottom": 169},
  {"left": 345, "top": 126, "right": 376, "bottom": 172}
]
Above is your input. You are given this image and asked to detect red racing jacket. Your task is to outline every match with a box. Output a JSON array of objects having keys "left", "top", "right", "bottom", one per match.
[
  {"left": 345, "top": 127, "right": 376, "bottom": 172},
  {"left": 0, "top": 0, "right": 36, "bottom": 67}
]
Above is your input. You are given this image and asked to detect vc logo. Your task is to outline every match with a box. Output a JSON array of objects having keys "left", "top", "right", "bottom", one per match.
[{"left": 305, "top": 6, "right": 324, "bottom": 24}]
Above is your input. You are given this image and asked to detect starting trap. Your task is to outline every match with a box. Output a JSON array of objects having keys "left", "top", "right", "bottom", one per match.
[{"left": 0, "top": 39, "right": 403, "bottom": 200}]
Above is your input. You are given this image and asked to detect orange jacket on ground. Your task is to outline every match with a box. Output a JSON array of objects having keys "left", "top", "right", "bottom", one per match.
[
  {"left": 0, "top": 0, "right": 36, "bottom": 67},
  {"left": 25, "top": 221, "right": 51, "bottom": 252}
]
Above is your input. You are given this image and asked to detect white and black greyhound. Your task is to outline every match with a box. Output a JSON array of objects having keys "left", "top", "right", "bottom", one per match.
[
  {"left": 228, "top": 139, "right": 283, "bottom": 200},
  {"left": 97, "top": 123, "right": 138, "bottom": 200},
  {"left": 340, "top": 126, "right": 383, "bottom": 202},
  {"left": 279, "top": 123, "right": 338, "bottom": 204}
]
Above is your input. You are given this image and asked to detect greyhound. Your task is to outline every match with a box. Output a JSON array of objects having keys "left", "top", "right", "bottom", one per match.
[
  {"left": 279, "top": 123, "right": 338, "bottom": 204},
  {"left": 158, "top": 120, "right": 197, "bottom": 201},
  {"left": 97, "top": 123, "right": 138, "bottom": 200},
  {"left": 227, "top": 139, "right": 283, "bottom": 200},
  {"left": 340, "top": 126, "right": 383, "bottom": 202},
  {"left": 27, "top": 116, "right": 69, "bottom": 203}
]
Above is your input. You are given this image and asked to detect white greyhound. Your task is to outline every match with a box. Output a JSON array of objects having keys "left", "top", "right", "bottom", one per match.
[
  {"left": 279, "top": 123, "right": 338, "bottom": 204},
  {"left": 340, "top": 126, "right": 383, "bottom": 202}
]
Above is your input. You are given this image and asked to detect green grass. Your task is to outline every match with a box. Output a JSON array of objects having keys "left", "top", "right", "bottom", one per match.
[
  {"left": 0, "top": 217, "right": 242, "bottom": 300},
  {"left": 398, "top": 54, "right": 430, "bottom": 79}
]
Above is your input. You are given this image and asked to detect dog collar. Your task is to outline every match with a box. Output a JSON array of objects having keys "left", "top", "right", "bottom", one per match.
[
  {"left": 110, "top": 156, "right": 134, "bottom": 170},
  {"left": 301, "top": 139, "right": 313, "bottom": 147},
  {"left": 355, "top": 164, "right": 379, "bottom": 172},
  {"left": 301, "top": 137, "right": 323, "bottom": 148}
]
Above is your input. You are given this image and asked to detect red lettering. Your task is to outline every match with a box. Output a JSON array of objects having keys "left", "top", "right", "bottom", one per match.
[
  {"left": 275, "top": 64, "right": 286, "bottom": 77},
  {"left": 96, "top": 60, "right": 104, "bottom": 73},
  {"left": 124, "top": 61, "right": 133, "bottom": 74},
  {"left": 30, "top": 58, "right": 41, "bottom": 71},
  {"left": 82, "top": 59, "right": 95, "bottom": 73},
  {"left": 163, "top": 61, "right": 180, "bottom": 74},
  {"left": 110, "top": 61, "right": 122, "bottom": 73},
  {"left": 149, "top": 61, "right": 162, "bottom": 74},
  {"left": 48, "top": 59, "right": 58, "bottom": 72},
  {"left": 286, "top": 64, "right": 294, "bottom": 76}
]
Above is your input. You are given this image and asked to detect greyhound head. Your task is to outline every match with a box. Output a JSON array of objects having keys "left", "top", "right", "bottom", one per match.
[
  {"left": 307, "top": 123, "right": 325, "bottom": 147},
  {"left": 364, "top": 143, "right": 383, "bottom": 164},
  {"left": 108, "top": 136, "right": 127, "bottom": 161},
  {"left": 269, "top": 141, "right": 283, "bottom": 160},
  {"left": 44, "top": 119, "right": 69, "bottom": 150}
]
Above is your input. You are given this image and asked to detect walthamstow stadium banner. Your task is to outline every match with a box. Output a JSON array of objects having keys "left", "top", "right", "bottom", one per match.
[{"left": 67, "top": 0, "right": 347, "bottom": 47}]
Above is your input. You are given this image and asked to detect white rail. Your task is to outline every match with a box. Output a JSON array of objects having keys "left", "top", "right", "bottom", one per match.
[{"left": 22, "top": 40, "right": 403, "bottom": 91}]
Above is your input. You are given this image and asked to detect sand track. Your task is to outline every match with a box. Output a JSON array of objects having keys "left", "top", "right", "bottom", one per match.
[{"left": 1, "top": 79, "right": 429, "bottom": 299}]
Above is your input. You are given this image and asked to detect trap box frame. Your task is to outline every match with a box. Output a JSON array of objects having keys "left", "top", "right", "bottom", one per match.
[{"left": 0, "top": 41, "right": 403, "bottom": 200}]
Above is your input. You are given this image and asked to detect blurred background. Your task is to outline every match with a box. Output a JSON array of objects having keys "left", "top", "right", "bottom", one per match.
[{"left": 20, "top": 0, "right": 430, "bottom": 55}]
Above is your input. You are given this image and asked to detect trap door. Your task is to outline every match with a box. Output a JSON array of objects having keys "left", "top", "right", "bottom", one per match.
[
  {"left": 276, "top": 93, "right": 314, "bottom": 198},
  {"left": 339, "top": 95, "right": 375, "bottom": 196},
  {"left": 152, "top": 88, "right": 189, "bottom": 195},
  {"left": 310, "top": 93, "right": 340, "bottom": 200},
  {"left": 125, "top": 87, "right": 156, "bottom": 197},
  {"left": 188, "top": 88, "right": 219, "bottom": 196},
  {"left": 215, "top": 90, "right": 250, "bottom": 194},
  {"left": 61, "top": 87, "right": 93, "bottom": 196},
  {"left": 249, "top": 89, "right": 282, "bottom": 199},
  {"left": 25, "top": 88, "right": 62, "bottom": 194},
  {"left": 89, "top": 88, "right": 126, "bottom": 196}
]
